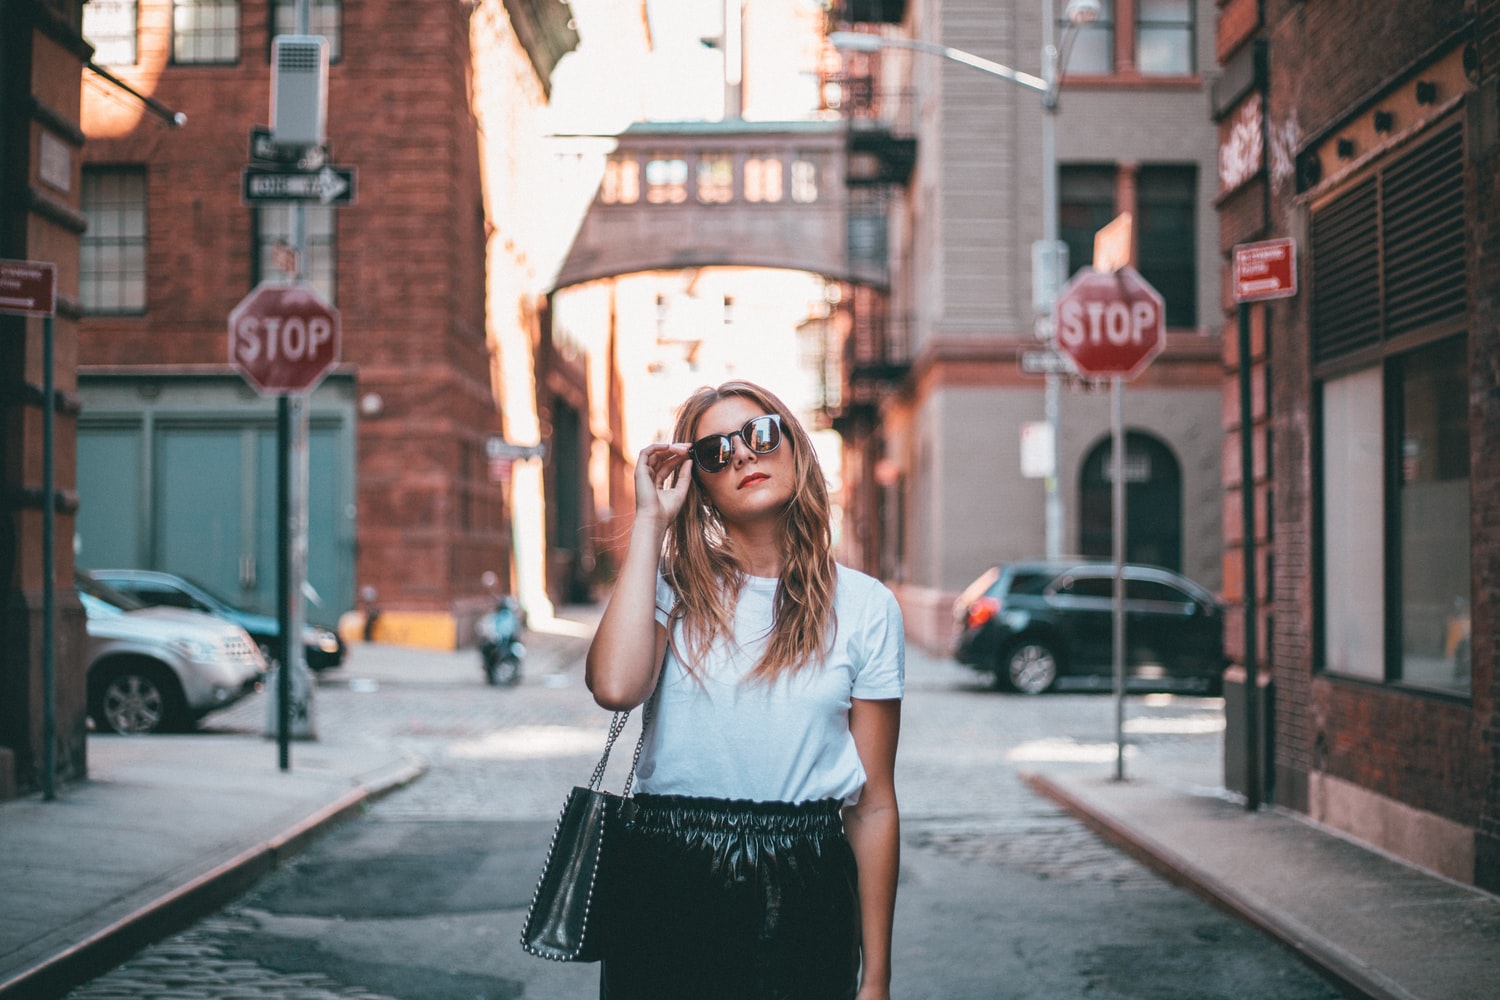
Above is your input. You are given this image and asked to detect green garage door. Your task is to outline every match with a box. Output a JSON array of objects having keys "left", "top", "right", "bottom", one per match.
[{"left": 76, "top": 378, "right": 355, "bottom": 625}]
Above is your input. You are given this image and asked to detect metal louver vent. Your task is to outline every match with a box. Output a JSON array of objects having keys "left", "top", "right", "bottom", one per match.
[
  {"left": 1311, "top": 178, "right": 1379, "bottom": 363},
  {"left": 1310, "top": 121, "right": 1469, "bottom": 366},
  {"left": 1382, "top": 124, "right": 1466, "bottom": 337}
]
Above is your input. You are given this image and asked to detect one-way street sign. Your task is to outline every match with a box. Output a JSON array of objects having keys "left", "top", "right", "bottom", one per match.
[{"left": 242, "top": 165, "right": 356, "bottom": 205}]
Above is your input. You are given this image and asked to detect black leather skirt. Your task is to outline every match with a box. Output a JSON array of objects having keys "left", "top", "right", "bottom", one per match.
[{"left": 599, "top": 794, "right": 861, "bottom": 1000}]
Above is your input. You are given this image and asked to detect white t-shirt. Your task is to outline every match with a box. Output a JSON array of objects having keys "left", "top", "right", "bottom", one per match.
[{"left": 636, "top": 564, "right": 905, "bottom": 805}]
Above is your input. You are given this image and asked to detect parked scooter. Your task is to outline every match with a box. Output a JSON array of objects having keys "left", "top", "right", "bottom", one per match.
[{"left": 476, "top": 575, "right": 526, "bottom": 686}]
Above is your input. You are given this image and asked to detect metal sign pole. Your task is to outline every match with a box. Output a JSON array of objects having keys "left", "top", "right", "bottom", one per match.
[
  {"left": 277, "top": 394, "right": 292, "bottom": 769},
  {"left": 273, "top": 0, "right": 318, "bottom": 769},
  {"left": 42, "top": 315, "right": 56, "bottom": 801},
  {"left": 1112, "top": 375, "right": 1127, "bottom": 782},
  {"left": 1238, "top": 301, "right": 1262, "bottom": 810}
]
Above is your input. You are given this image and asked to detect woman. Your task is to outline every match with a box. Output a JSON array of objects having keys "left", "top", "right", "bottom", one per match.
[{"left": 586, "top": 380, "right": 904, "bottom": 1000}]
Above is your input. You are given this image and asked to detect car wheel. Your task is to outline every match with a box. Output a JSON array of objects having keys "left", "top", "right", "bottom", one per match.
[
  {"left": 91, "top": 661, "right": 187, "bottom": 735},
  {"left": 1001, "top": 642, "right": 1059, "bottom": 695}
]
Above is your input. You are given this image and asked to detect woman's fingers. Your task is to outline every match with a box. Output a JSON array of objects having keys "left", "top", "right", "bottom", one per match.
[{"left": 636, "top": 444, "right": 691, "bottom": 512}]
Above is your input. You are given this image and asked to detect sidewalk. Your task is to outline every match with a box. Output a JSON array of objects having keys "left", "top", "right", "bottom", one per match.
[
  {"left": 1021, "top": 756, "right": 1500, "bottom": 1000},
  {"left": 0, "top": 735, "right": 423, "bottom": 998},
  {"left": 0, "top": 605, "right": 603, "bottom": 999},
  {"left": 4, "top": 623, "right": 1497, "bottom": 999}
]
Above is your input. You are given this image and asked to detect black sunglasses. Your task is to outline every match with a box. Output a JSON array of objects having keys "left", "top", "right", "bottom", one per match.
[{"left": 689, "top": 414, "right": 783, "bottom": 473}]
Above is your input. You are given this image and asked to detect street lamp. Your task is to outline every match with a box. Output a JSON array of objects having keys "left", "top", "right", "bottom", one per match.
[{"left": 831, "top": 0, "right": 1100, "bottom": 562}]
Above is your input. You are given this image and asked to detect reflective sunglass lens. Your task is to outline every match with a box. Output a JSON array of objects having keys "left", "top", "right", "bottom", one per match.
[
  {"left": 690, "top": 415, "right": 782, "bottom": 472},
  {"left": 747, "top": 416, "right": 779, "bottom": 452}
]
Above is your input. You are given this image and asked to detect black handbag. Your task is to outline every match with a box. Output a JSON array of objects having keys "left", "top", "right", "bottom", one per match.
[{"left": 520, "top": 707, "right": 647, "bottom": 962}]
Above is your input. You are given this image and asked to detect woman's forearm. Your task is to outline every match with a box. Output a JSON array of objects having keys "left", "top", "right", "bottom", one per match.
[
  {"left": 846, "top": 799, "right": 899, "bottom": 996},
  {"left": 585, "top": 513, "right": 668, "bottom": 709}
]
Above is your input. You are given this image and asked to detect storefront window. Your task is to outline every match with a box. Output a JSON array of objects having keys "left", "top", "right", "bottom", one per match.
[
  {"left": 1320, "top": 367, "right": 1384, "bottom": 681},
  {"left": 1395, "top": 337, "right": 1471, "bottom": 692}
]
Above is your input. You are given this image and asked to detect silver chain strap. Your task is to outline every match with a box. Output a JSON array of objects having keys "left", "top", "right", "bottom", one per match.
[{"left": 586, "top": 695, "right": 653, "bottom": 795}]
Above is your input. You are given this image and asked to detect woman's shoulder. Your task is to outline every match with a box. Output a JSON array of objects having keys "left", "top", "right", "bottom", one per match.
[{"left": 834, "top": 564, "right": 899, "bottom": 604}]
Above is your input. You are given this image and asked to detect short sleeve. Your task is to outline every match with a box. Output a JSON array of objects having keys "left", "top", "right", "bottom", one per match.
[
  {"left": 654, "top": 571, "right": 678, "bottom": 629},
  {"left": 850, "top": 582, "right": 905, "bottom": 700}
]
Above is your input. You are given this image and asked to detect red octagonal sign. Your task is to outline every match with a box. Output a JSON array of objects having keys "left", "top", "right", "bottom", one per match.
[
  {"left": 1054, "top": 265, "right": 1165, "bottom": 380},
  {"left": 229, "top": 282, "right": 340, "bottom": 395}
]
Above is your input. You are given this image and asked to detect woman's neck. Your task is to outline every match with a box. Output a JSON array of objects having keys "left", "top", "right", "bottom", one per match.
[{"left": 725, "top": 523, "right": 782, "bottom": 579}]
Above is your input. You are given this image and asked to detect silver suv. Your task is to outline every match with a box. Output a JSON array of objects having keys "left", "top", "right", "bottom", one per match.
[{"left": 79, "top": 573, "right": 266, "bottom": 734}]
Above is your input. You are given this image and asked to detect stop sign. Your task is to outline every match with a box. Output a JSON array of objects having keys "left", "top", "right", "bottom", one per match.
[
  {"left": 228, "top": 282, "right": 340, "bottom": 394},
  {"left": 1054, "top": 266, "right": 1165, "bottom": 379}
]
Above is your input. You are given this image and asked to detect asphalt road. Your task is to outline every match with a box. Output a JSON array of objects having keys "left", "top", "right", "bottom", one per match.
[{"left": 64, "top": 626, "right": 1342, "bottom": 1000}]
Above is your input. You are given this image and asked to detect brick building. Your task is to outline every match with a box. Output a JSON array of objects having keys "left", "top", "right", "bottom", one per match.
[
  {"left": 1214, "top": 0, "right": 1498, "bottom": 891},
  {"left": 1, "top": 0, "right": 91, "bottom": 797},
  {"left": 73, "top": 0, "right": 582, "bottom": 647}
]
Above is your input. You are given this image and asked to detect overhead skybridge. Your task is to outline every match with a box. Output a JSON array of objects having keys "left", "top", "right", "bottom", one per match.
[{"left": 552, "top": 120, "right": 894, "bottom": 291}]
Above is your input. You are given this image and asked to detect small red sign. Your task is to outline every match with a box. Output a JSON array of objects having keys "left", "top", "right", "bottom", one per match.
[
  {"left": 229, "top": 282, "right": 341, "bottom": 395},
  {"left": 1054, "top": 266, "right": 1166, "bottom": 380},
  {"left": 1233, "top": 238, "right": 1298, "bottom": 303},
  {"left": 0, "top": 259, "right": 57, "bottom": 317}
]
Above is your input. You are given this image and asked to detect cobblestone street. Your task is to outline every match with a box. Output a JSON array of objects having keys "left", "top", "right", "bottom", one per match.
[{"left": 64, "top": 612, "right": 1340, "bottom": 1000}]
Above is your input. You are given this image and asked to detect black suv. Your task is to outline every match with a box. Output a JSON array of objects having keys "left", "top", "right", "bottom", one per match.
[{"left": 953, "top": 561, "right": 1226, "bottom": 695}]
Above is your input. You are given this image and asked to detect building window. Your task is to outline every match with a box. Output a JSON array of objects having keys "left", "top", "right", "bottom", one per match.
[
  {"left": 1060, "top": 163, "right": 1197, "bottom": 327},
  {"left": 745, "top": 154, "right": 783, "bottom": 203},
  {"left": 645, "top": 156, "right": 688, "bottom": 204},
  {"left": 1394, "top": 338, "right": 1470, "bottom": 691},
  {"left": 81, "top": 168, "right": 147, "bottom": 314},
  {"left": 1136, "top": 164, "right": 1196, "bottom": 329},
  {"left": 255, "top": 205, "right": 336, "bottom": 303},
  {"left": 1063, "top": 0, "right": 1115, "bottom": 74},
  {"left": 1062, "top": 0, "right": 1195, "bottom": 77},
  {"left": 1136, "top": 0, "right": 1194, "bottom": 75},
  {"left": 696, "top": 154, "right": 734, "bottom": 204},
  {"left": 601, "top": 157, "right": 639, "bottom": 204},
  {"left": 83, "top": 0, "right": 138, "bottom": 65},
  {"left": 1320, "top": 367, "right": 1385, "bottom": 682},
  {"left": 791, "top": 157, "right": 819, "bottom": 203},
  {"left": 172, "top": 0, "right": 239, "bottom": 64},
  {"left": 1059, "top": 165, "right": 1117, "bottom": 278},
  {"left": 1314, "top": 122, "right": 1470, "bottom": 696},
  {"left": 271, "top": 0, "right": 342, "bottom": 60}
]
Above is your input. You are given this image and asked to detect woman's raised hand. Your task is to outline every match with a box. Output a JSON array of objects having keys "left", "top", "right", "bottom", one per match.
[{"left": 636, "top": 442, "right": 693, "bottom": 522}]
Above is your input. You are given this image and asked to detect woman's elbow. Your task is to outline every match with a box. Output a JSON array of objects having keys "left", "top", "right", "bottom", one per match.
[
  {"left": 587, "top": 682, "right": 640, "bottom": 712},
  {"left": 584, "top": 662, "right": 647, "bottom": 711}
]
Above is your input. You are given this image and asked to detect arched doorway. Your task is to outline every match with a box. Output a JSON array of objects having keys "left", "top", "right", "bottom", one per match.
[{"left": 1078, "top": 431, "right": 1182, "bottom": 570}]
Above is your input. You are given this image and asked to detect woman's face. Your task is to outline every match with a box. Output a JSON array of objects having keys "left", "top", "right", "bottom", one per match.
[{"left": 689, "top": 395, "right": 796, "bottom": 525}]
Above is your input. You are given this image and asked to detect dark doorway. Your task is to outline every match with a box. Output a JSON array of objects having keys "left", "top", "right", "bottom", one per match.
[{"left": 1079, "top": 431, "right": 1182, "bottom": 570}]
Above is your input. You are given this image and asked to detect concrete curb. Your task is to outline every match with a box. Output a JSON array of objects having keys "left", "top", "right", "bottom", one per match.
[
  {"left": 0, "top": 758, "right": 426, "bottom": 1000},
  {"left": 1021, "top": 771, "right": 1410, "bottom": 1000}
]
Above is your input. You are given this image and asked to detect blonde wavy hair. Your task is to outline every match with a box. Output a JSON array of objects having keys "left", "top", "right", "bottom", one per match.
[{"left": 662, "top": 381, "right": 836, "bottom": 683}]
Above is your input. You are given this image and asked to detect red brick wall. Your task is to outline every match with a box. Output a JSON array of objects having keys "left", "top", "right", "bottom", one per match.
[
  {"left": 78, "top": 0, "right": 518, "bottom": 617},
  {"left": 1469, "top": 0, "right": 1500, "bottom": 892},
  {"left": 1227, "top": 0, "right": 1500, "bottom": 887}
]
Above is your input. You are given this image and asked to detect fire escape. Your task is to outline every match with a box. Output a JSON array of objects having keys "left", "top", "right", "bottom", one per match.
[
  {"left": 819, "top": 4, "right": 914, "bottom": 431},
  {"left": 820, "top": 2, "right": 915, "bottom": 576}
]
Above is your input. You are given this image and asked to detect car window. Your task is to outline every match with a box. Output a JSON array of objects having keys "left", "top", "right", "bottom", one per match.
[
  {"left": 1126, "top": 579, "right": 1193, "bottom": 604},
  {"left": 132, "top": 584, "right": 202, "bottom": 611},
  {"left": 1054, "top": 575, "right": 1113, "bottom": 599},
  {"left": 1006, "top": 572, "right": 1053, "bottom": 596},
  {"left": 78, "top": 590, "right": 123, "bottom": 618},
  {"left": 76, "top": 572, "right": 147, "bottom": 610}
]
